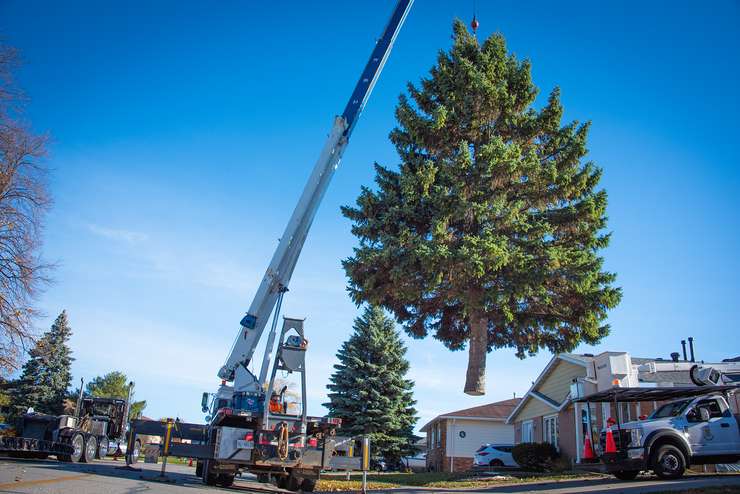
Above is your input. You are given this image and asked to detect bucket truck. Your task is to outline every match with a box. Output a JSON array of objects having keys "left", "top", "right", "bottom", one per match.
[{"left": 126, "top": 1, "right": 414, "bottom": 490}]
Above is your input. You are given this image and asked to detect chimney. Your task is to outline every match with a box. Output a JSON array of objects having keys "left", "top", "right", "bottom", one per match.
[
  {"left": 681, "top": 340, "right": 687, "bottom": 361},
  {"left": 688, "top": 337, "right": 695, "bottom": 362},
  {"left": 670, "top": 352, "right": 680, "bottom": 362}
]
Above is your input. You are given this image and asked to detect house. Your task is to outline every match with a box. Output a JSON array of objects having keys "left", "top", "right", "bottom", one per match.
[
  {"left": 420, "top": 398, "right": 520, "bottom": 472},
  {"left": 507, "top": 351, "right": 740, "bottom": 465}
]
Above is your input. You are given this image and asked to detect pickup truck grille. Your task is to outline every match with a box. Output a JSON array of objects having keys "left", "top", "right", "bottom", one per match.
[{"left": 600, "top": 429, "right": 631, "bottom": 451}]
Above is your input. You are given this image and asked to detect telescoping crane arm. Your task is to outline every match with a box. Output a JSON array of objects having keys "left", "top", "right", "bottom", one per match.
[{"left": 219, "top": 0, "right": 414, "bottom": 384}]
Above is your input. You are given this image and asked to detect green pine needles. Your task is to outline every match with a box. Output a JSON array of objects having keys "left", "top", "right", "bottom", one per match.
[
  {"left": 342, "top": 20, "right": 621, "bottom": 395},
  {"left": 325, "top": 306, "right": 418, "bottom": 465},
  {"left": 10, "top": 311, "right": 74, "bottom": 416}
]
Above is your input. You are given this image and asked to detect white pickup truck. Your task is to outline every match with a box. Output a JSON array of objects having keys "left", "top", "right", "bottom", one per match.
[{"left": 577, "top": 385, "right": 740, "bottom": 480}]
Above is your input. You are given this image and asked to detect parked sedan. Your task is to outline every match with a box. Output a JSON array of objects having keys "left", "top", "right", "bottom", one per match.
[{"left": 473, "top": 444, "right": 518, "bottom": 467}]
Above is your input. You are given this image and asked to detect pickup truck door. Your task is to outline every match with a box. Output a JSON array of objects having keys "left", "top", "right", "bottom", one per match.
[{"left": 685, "top": 398, "right": 735, "bottom": 455}]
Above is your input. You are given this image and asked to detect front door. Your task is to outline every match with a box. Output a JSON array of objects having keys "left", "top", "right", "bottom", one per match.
[{"left": 685, "top": 398, "right": 731, "bottom": 455}]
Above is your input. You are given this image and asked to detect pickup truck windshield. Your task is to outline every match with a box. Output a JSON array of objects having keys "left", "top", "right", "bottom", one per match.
[{"left": 650, "top": 399, "right": 692, "bottom": 419}]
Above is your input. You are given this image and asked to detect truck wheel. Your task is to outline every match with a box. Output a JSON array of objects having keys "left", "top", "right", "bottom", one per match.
[
  {"left": 195, "top": 460, "right": 203, "bottom": 477},
  {"left": 202, "top": 459, "right": 218, "bottom": 486},
  {"left": 97, "top": 437, "right": 109, "bottom": 459},
  {"left": 81, "top": 435, "right": 97, "bottom": 463},
  {"left": 64, "top": 432, "right": 85, "bottom": 463},
  {"left": 127, "top": 439, "right": 142, "bottom": 464},
  {"left": 257, "top": 473, "right": 270, "bottom": 483},
  {"left": 286, "top": 474, "right": 301, "bottom": 491},
  {"left": 652, "top": 444, "right": 686, "bottom": 479},
  {"left": 613, "top": 470, "right": 639, "bottom": 480},
  {"left": 217, "top": 473, "right": 235, "bottom": 487},
  {"left": 276, "top": 475, "right": 288, "bottom": 489},
  {"left": 301, "top": 478, "right": 317, "bottom": 492}
]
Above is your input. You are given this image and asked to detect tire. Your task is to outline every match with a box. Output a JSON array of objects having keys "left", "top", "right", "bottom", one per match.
[
  {"left": 257, "top": 473, "right": 270, "bottom": 483},
  {"left": 195, "top": 460, "right": 203, "bottom": 477},
  {"left": 97, "top": 437, "right": 109, "bottom": 459},
  {"left": 127, "top": 439, "right": 142, "bottom": 464},
  {"left": 81, "top": 435, "right": 97, "bottom": 463},
  {"left": 286, "top": 474, "right": 301, "bottom": 491},
  {"left": 489, "top": 459, "right": 504, "bottom": 467},
  {"left": 613, "top": 470, "right": 640, "bottom": 481},
  {"left": 276, "top": 475, "right": 288, "bottom": 489},
  {"left": 652, "top": 444, "right": 686, "bottom": 480},
  {"left": 217, "top": 473, "right": 235, "bottom": 487},
  {"left": 301, "top": 478, "right": 316, "bottom": 492},
  {"left": 202, "top": 459, "right": 218, "bottom": 486},
  {"left": 63, "top": 432, "right": 85, "bottom": 463}
]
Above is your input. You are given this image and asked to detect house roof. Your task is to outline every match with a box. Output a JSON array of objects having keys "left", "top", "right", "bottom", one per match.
[{"left": 420, "top": 398, "right": 521, "bottom": 432}]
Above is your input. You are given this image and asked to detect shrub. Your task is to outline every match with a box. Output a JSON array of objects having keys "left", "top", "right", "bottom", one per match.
[{"left": 512, "top": 442, "right": 559, "bottom": 471}]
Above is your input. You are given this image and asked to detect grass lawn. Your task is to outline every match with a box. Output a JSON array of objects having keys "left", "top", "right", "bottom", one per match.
[{"left": 316, "top": 471, "right": 604, "bottom": 491}]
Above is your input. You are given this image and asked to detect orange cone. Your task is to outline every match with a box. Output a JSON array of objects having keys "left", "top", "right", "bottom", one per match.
[
  {"left": 605, "top": 427, "right": 617, "bottom": 453},
  {"left": 582, "top": 436, "right": 595, "bottom": 460}
]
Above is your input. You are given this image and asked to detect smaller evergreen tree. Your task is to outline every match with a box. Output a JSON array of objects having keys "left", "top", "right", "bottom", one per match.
[
  {"left": 325, "top": 306, "right": 418, "bottom": 465},
  {"left": 10, "top": 311, "right": 74, "bottom": 415},
  {"left": 85, "top": 371, "right": 146, "bottom": 420}
]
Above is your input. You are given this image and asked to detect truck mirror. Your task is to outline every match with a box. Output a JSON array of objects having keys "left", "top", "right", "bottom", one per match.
[
  {"left": 699, "top": 407, "right": 711, "bottom": 422},
  {"left": 201, "top": 392, "right": 210, "bottom": 413}
]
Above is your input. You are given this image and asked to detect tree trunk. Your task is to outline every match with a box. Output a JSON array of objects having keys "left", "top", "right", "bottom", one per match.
[{"left": 464, "top": 314, "right": 488, "bottom": 395}]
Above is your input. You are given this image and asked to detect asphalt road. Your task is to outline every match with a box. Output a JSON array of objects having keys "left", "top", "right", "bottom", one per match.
[
  {"left": 0, "top": 458, "right": 281, "bottom": 494},
  {"left": 0, "top": 458, "right": 738, "bottom": 494}
]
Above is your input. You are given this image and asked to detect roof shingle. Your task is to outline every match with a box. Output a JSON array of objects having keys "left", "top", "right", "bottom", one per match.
[{"left": 420, "top": 398, "right": 521, "bottom": 432}]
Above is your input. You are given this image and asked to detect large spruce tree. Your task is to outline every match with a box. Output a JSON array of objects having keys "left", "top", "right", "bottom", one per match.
[
  {"left": 342, "top": 21, "right": 621, "bottom": 395},
  {"left": 10, "top": 311, "right": 73, "bottom": 415},
  {"left": 325, "top": 306, "right": 418, "bottom": 465}
]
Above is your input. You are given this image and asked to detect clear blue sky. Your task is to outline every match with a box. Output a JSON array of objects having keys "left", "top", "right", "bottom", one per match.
[{"left": 2, "top": 1, "right": 738, "bottom": 428}]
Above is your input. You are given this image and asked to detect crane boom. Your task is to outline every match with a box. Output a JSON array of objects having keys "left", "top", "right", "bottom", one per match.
[{"left": 219, "top": 0, "right": 414, "bottom": 385}]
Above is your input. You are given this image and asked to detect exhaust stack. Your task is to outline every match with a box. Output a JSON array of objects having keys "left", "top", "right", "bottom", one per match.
[{"left": 688, "top": 337, "right": 695, "bottom": 362}]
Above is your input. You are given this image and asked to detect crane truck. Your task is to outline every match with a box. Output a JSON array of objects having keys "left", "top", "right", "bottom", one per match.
[{"left": 126, "top": 1, "right": 414, "bottom": 490}]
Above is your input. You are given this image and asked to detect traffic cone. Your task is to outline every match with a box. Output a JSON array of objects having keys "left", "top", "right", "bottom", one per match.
[
  {"left": 605, "top": 426, "right": 617, "bottom": 454},
  {"left": 582, "top": 436, "right": 595, "bottom": 460}
]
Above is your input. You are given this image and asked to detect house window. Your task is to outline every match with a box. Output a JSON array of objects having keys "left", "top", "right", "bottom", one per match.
[
  {"left": 521, "top": 420, "right": 534, "bottom": 442},
  {"left": 543, "top": 414, "right": 559, "bottom": 449}
]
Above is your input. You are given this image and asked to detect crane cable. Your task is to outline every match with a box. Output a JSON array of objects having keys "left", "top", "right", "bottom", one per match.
[{"left": 277, "top": 422, "right": 290, "bottom": 461}]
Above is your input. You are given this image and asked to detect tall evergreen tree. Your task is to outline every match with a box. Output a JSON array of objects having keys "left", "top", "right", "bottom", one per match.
[
  {"left": 10, "top": 311, "right": 73, "bottom": 415},
  {"left": 325, "top": 306, "right": 417, "bottom": 465},
  {"left": 342, "top": 21, "right": 621, "bottom": 395}
]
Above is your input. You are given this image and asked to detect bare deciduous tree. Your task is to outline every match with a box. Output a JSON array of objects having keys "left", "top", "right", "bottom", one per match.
[{"left": 0, "top": 43, "right": 51, "bottom": 376}]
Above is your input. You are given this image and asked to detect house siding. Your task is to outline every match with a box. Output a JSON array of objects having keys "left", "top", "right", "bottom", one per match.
[
  {"left": 513, "top": 360, "right": 587, "bottom": 423},
  {"left": 558, "top": 405, "right": 576, "bottom": 461},
  {"left": 515, "top": 396, "right": 555, "bottom": 422},
  {"left": 539, "top": 361, "right": 586, "bottom": 404},
  {"left": 446, "top": 419, "right": 514, "bottom": 457},
  {"left": 425, "top": 418, "right": 515, "bottom": 472}
]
